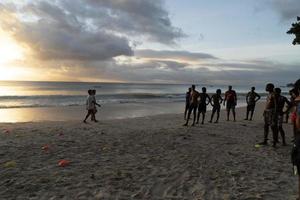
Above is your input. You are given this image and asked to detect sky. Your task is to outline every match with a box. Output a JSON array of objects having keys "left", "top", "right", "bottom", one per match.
[{"left": 0, "top": 0, "right": 299, "bottom": 85}]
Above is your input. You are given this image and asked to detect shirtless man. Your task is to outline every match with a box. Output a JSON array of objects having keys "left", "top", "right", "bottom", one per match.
[
  {"left": 184, "top": 85, "right": 200, "bottom": 126},
  {"left": 209, "top": 89, "right": 223, "bottom": 123},
  {"left": 260, "top": 83, "right": 278, "bottom": 147},
  {"left": 197, "top": 87, "right": 211, "bottom": 124},
  {"left": 245, "top": 87, "right": 261, "bottom": 121},
  {"left": 274, "top": 88, "right": 290, "bottom": 146},
  {"left": 184, "top": 88, "right": 192, "bottom": 120},
  {"left": 223, "top": 86, "right": 237, "bottom": 121},
  {"left": 291, "top": 79, "right": 300, "bottom": 200}
]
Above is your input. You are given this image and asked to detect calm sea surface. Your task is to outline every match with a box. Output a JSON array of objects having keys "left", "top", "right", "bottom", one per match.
[{"left": 0, "top": 81, "right": 291, "bottom": 109}]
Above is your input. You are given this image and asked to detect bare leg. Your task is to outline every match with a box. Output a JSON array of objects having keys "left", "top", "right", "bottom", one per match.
[
  {"left": 285, "top": 112, "right": 289, "bottom": 123},
  {"left": 197, "top": 110, "right": 201, "bottom": 124},
  {"left": 271, "top": 125, "right": 278, "bottom": 147},
  {"left": 226, "top": 109, "right": 230, "bottom": 121},
  {"left": 250, "top": 109, "right": 254, "bottom": 121},
  {"left": 233, "top": 109, "right": 236, "bottom": 121},
  {"left": 192, "top": 107, "right": 197, "bottom": 126},
  {"left": 184, "top": 107, "right": 193, "bottom": 126},
  {"left": 209, "top": 111, "right": 215, "bottom": 123},
  {"left": 202, "top": 113, "right": 205, "bottom": 124},
  {"left": 245, "top": 108, "right": 249, "bottom": 120},
  {"left": 184, "top": 106, "right": 188, "bottom": 120},
  {"left": 215, "top": 111, "right": 220, "bottom": 123},
  {"left": 261, "top": 123, "right": 269, "bottom": 144},
  {"left": 279, "top": 126, "right": 286, "bottom": 145},
  {"left": 83, "top": 111, "right": 92, "bottom": 123}
]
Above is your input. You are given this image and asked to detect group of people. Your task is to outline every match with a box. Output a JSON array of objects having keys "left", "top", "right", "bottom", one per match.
[
  {"left": 183, "top": 80, "right": 300, "bottom": 199},
  {"left": 260, "top": 83, "right": 293, "bottom": 147},
  {"left": 183, "top": 85, "right": 261, "bottom": 126}
]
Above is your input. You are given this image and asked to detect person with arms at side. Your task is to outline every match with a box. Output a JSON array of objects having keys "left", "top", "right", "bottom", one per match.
[
  {"left": 274, "top": 88, "right": 290, "bottom": 146},
  {"left": 184, "top": 88, "right": 192, "bottom": 120},
  {"left": 290, "top": 79, "right": 300, "bottom": 200},
  {"left": 285, "top": 89, "right": 297, "bottom": 123},
  {"left": 223, "top": 86, "right": 237, "bottom": 121},
  {"left": 245, "top": 87, "right": 261, "bottom": 121},
  {"left": 259, "top": 83, "right": 278, "bottom": 147},
  {"left": 209, "top": 89, "right": 223, "bottom": 123},
  {"left": 184, "top": 85, "right": 200, "bottom": 126},
  {"left": 196, "top": 87, "right": 211, "bottom": 124},
  {"left": 287, "top": 88, "right": 300, "bottom": 140}
]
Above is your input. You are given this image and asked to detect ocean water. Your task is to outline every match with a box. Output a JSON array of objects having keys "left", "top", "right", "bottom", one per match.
[{"left": 0, "top": 81, "right": 291, "bottom": 109}]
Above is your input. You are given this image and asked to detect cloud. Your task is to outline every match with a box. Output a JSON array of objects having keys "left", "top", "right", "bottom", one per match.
[
  {"left": 0, "top": 0, "right": 184, "bottom": 61},
  {"left": 269, "top": 0, "right": 300, "bottom": 21},
  {"left": 135, "top": 49, "right": 218, "bottom": 61},
  {"left": 37, "top": 57, "right": 298, "bottom": 85}
]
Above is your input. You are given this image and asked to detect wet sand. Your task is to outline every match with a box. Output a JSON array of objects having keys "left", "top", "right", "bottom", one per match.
[{"left": 0, "top": 103, "right": 296, "bottom": 199}]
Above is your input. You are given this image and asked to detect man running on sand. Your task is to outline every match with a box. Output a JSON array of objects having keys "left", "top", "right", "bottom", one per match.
[
  {"left": 184, "top": 85, "right": 200, "bottom": 126},
  {"left": 197, "top": 87, "right": 211, "bottom": 124},
  {"left": 224, "top": 86, "right": 237, "bottom": 121},
  {"left": 245, "top": 87, "right": 261, "bottom": 121}
]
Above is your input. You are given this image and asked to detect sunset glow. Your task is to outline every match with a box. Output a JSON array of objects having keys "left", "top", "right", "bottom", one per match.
[{"left": 0, "top": 0, "right": 298, "bottom": 84}]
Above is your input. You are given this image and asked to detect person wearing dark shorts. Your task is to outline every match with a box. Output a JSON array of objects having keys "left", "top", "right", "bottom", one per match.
[
  {"left": 290, "top": 79, "right": 300, "bottom": 199},
  {"left": 274, "top": 88, "right": 290, "bottom": 146},
  {"left": 184, "top": 88, "right": 192, "bottom": 120},
  {"left": 224, "top": 86, "right": 237, "bottom": 121},
  {"left": 184, "top": 85, "right": 200, "bottom": 126},
  {"left": 197, "top": 87, "right": 211, "bottom": 124},
  {"left": 260, "top": 83, "right": 278, "bottom": 147},
  {"left": 245, "top": 87, "right": 261, "bottom": 121},
  {"left": 209, "top": 89, "right": 223, "bottom": 123}
]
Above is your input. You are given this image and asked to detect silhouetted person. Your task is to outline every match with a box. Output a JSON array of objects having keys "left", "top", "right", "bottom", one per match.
[
  {"left": 285, "top": 89, "right": 297, "bottom": 123},
  {"left": 260, "top": 83, "right": 278, "bottom": 147},
  {"left": 209, "top": 89, "right": 223, "bottom": 123},
  {"left": 290, "top": 79, "right": 300, "bottom": 200},
  {"left": 91, "top": 89, "right": 101, "bottom": 122},
  {"left": 224, "top": 86, "right": 237, "bottom": 121},
  {"left": 197, "top": 87, "right": 211, "bottom": 124},
  {"left": 287, "top": 88, "right": 300, "bottom": 140},
  {"left": 274, "top": 88, "right": 290, "bottom": 146},
  {"left": 184, "top": 85, "right": 200, "bottom": 126},
  {"left": 184, "top": 88, "right": 192, "bottom": 120},
  {"left": 83, "top": 90, "right": 95, "bottom": 123},
  {"left": 245, "top": 87, "right": 261, "bottom": 120}
]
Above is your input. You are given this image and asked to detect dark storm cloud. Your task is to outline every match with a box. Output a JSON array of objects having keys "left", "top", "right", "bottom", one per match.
[
  {"left": 135, "top": 49, "right": 218, "bottom": 61},
  {"left": 0, "top": 0, "right": 184, "bottom": 61},
  {"left": 83, "top": 0, "right": 185, "bottom": 43}
]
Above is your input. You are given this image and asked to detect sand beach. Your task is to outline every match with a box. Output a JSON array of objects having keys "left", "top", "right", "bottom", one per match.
[{"left": 0, "top": 103, "right": 297, "bottom": 199}]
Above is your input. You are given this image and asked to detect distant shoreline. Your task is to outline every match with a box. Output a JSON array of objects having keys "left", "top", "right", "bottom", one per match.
[{"left": 0, "top": 101, "right": 252, "bottom": 123}]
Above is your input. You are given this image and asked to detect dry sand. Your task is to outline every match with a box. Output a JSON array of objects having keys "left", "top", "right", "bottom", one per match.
[{"left": 0, "top": 103, "right": 297, "bottom": 200}]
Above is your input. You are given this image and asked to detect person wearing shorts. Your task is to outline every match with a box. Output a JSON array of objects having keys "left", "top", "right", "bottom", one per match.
[
  {"left": 184, "top": 88, "right": 192, "bottom": 120},
  {"left": 260, "top": 83, "right": 278, "bottom": 147},
  {"left": 245, "top": 87, "right": 261, "bottom": 121},
  {"left": 184, "top": 85, "right": 200, "bottom": 126},
  {"left": 209, "top": 89, "right": 223, "bottom": 123},
  {"left": 224, "top": 86, "right": 237, "bottom": 121},
  {"left": 290, "top": 79, "right": 300, "bottom": 199},
  {"left": 197, "top": 87, "right": 211, "bottom": 124},
  {"left": 274, "top": 88, "right": 290, "bottom": 145}
]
